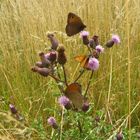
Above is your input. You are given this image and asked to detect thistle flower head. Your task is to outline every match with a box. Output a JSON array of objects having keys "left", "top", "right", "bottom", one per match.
[
  {"left": 58, "top": 96, "right": 70, "bottom": 106},
  {"left": 47, "top": 117, "right": 58, "bottom": 129},
  {"left": 112, "top": 34, "right": 120, "bottom": 44},
  {"left": 80, "top": 31, "right": 89, "bottom": 38},
  {"left": 87, "top": 57, "right": 99, "bottom": 71},
  {"left": 58, "top": 96, "right": 71, "bottom": 109},
  {"left": 95, "top": 45, "right": 104, "bottom": 53},
  {"left": 44, "top": 51, "right": 57, "bottom": 63},
  {"left": 47, "top": 117, "right": 56, "bottom": 125}
]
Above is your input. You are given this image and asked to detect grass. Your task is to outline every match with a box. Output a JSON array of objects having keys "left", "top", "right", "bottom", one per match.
[{"left": 0, "top": 0, "right": 140, "bottom": 139}]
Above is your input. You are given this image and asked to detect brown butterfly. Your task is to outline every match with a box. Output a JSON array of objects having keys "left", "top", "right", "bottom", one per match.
[
  {"left": 65, "top": 83, "right": 84, "bottom": 109},
  {"left": 66, "top": 12, "right": 86, "bottom": 36}
]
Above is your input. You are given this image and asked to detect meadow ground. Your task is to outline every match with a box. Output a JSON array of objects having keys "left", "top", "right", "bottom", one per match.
[{"left": 0, "top": 0, "right": 140, "bottom": 139}]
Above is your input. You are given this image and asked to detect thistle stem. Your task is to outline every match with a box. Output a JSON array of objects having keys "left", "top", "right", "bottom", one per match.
[
  {"left": 62, "top": 65, "right": 68, "bottom": 86},
  {"left": 74, "top": 69, "right": 85, "bottom": 83},
  {"left": 87, "top": 45, "right": 92, "bottom": 53},
  {"left": 84, "top": 71, "right": 94, "bottom": 97},
  {"left": 49, "top": 74, "right": 65, "bottom": 94},
  {"left": 77, "top": 120, "right": 82, "bottom": 133}
]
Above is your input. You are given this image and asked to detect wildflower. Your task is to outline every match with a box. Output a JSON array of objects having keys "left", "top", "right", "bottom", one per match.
[
  {"left": 89, "top": 35, "right": 99, "bottom": 48},
  {"left": 39, "top": 52, "right": 51, "bottom": 67},
  {"left": 80, "top": 31, "right": 89, "bottom": 45},
  {"left": 47, "top": 117, "right": 58, "bottom": 129},
  {"left": 106, "top": 34, "right": 120, "bottom": 48},
  {"left": 82, "top": 102, "right": 89, "bottom": 112},
  {"left": 112, "top": 34, "right": 120, "bottom": 44},
  {"left": 9, "top": 104, "right": 17, "bottom": 114},
  {"left": 87, "top": 57, "right": 99, "bottom": 71},
  {"left": 49, "top": 51, "right": 57, "bottom": 63},
  {"left": 47, "top": 33, "right": 59, "bottom": 50},
  {"left": 95, "top": 45, "right": 104, "bottom": 53},
  {"left": 57, "top": 46, "right": 67, "bottom": 65},
  {"left": 116, "top": 132, "right": 123, "bottom": 140},
  {"left": 58, "top": 96, "right": 71, "bottom": 110},
  {"left": 31, "top": 66, "right": 51, "bottom": 77}
]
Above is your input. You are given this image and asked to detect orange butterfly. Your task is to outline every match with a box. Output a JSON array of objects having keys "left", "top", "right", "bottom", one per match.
[
  {"left": 74, "top": 50, "right": 99, "bottom": 68},
  {"left": 74, "top": 55, "right": 89, "bottom": 69},
  {"left": 65, "top": 83, "right": 84, "bottom": 109},
  {"left": 65, "top": 12, "right": 86, "bottom": 36}
]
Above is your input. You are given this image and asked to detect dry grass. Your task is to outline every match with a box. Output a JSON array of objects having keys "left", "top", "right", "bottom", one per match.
[{"left": 0, "top": 0, "right": 140, "bottom": 139}]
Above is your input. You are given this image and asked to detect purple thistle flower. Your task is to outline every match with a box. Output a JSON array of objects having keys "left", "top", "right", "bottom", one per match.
[
  {"left": 47, "top": 117, "right": 58, "bottom": 129},
  {"left": 44, "top": 53, "right": 50, "bottom": 60},
  {"left": 112, "top": 34, "right": 120, "bottom": 44},
  {"left": 95, "top": 45, "right": 104, "bottom": 53},
  {"left": 9, "top": 104, "right": 17, "bottom": 114},
  {"left": 58, "top": 96, "right": 71, "bottom": 109},
  {"left": 44, "top": 51, "right": 57, "bottom": 63},
  {"left": 87, "top": 57, "right": 99, "bottom": 71},
  {"left": 106, "top": 34, "right": 120, "bottom": 48},
  {"left": 80, "top": 31, "right": 89, "bottom": 37},
  {"left": 58, "top": 96, "right": 69, "bottom": 106}
]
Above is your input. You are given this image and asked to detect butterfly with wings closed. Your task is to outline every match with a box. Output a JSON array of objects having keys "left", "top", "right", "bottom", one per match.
[
  {"left": 65, "top": 83, "right": 84, "bottom": 109},
  {"left": 66, "top": 12, "right": 86, "bottom": 36}
]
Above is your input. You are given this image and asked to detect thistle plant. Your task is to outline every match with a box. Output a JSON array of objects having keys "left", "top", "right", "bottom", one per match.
[{"left": 30, "top": 30, "right": 121, "bottom": 139}]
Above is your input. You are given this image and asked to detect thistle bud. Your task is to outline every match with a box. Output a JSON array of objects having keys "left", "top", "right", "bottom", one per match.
[
  {"left": 106, "top": 40, "right": 114, "bottom": 48},
  {"left": 47, "top": 33, "right": 59, "bottom": 50},
  {"left": 57, "top": 46, "right": 67, "bottom": 65},
  {"left": 89, "top": 35, "right": 99, "bottom": 48},
  {"left": 35, "top": 61, "right": 44, "bottom": 68},
  {"left": 80, "top": 31, "right": 89, "bottom": 45},
  {"left": 9, "top": 104, "right": 17, "bottom": 114},
  {"left": 39, "top": 52, "right": 51, "bottom": 67},
  {"left": 82, "top": 102, "right": 89, "bottom": 112},
  {"left": 31, "top": 66, "right": 51, "bottom": 77},
  {"left": 116, "top": 132, "right": 123, "bottom": 140}
]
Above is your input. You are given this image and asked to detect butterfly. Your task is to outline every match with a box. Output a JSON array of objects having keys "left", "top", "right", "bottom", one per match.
[
  {"left": 65, "top": 83, "right": 84, "bottom": 109},
  {"left": 74, "top": 50, "right": 99, "bottom": 69},
  {"left": 65, "top": 12, "right": 86, "bottom": 36},
  {"left": 74, "top": 55, "right": 89, "bottom": 69}
]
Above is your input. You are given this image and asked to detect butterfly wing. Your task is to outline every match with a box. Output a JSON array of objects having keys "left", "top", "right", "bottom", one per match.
[
  {"left": 65, "top": 83, "right": 84, "bottom": 109},
  {"left": 66, "top": 13, "right": 86, "bottom": 36},
  {"left": 74, "top": 55, "right": 89, "bottom": 68}
]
